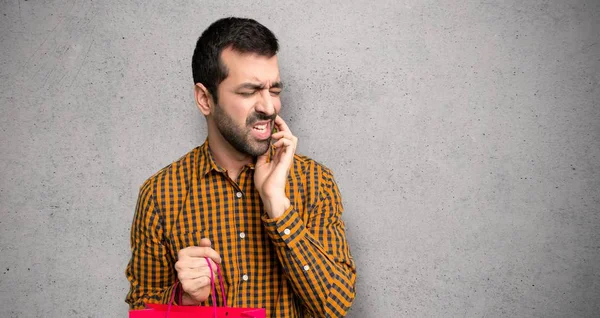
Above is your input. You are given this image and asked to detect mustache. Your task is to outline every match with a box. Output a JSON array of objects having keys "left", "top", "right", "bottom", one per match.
[{"left": 246, "top": 112, "right": 276, "bottom": 126}]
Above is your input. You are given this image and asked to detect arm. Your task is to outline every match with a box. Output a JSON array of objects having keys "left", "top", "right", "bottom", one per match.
[
  {"left": 254, "top": 116, "right": 356, "bottom": 316},
  {"left": 262, "top": 167, "right": 357, "bottom": 317},
  {"left": 125, "top": 180, "right": 176, "bottom": 309}
]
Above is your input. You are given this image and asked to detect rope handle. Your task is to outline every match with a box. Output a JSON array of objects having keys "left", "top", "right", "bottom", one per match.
[{"left": 205, "top": 257, "right": 227, "bottom": 307}]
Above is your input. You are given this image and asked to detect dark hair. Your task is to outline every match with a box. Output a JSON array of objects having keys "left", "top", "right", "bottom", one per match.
[{"left": 192, "top": 17, "right": 279, "bottom": 103}]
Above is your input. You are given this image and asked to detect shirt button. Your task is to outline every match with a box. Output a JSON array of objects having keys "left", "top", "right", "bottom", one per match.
[
  {"left": 239, "top": 232, "right": 246, "bottom": 239},
  {"left": 242, "top": 274, "right": 248, "bottom": 281},
  {"left": 303, "top": 265, "right": 310, "bottom": 271},
  {"left": 236, "top": 192, "right": 243, "bottom": 198},
  {"left": 283, "top": 229, "right": 291, "bottom": 235}
]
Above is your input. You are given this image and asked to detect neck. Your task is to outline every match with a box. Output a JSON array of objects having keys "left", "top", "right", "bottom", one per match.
[{"left": 207, "top": 123, "right": 252, "bottom": 180}]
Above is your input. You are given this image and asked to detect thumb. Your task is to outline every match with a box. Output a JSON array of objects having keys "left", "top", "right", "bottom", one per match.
[{"left": 199, "top": 238, "right": 212, "bottom": 247}]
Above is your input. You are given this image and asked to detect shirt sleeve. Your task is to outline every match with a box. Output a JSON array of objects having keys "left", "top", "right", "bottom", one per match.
[
  {"left": 262, "top": 166, "right": 357, "bottom": 317},
  {"left": 125, "top": 180, "right": 177, "bottom": 309}
]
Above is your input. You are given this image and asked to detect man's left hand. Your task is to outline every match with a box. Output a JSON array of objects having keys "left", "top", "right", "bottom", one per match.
[{"left": 255, "top": 115, "right": 297, "bottom": 218}]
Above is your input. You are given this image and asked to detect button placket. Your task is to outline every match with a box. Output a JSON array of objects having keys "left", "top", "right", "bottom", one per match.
[{"left": 236, "top": 170, "right": 253, "bottom": 294}]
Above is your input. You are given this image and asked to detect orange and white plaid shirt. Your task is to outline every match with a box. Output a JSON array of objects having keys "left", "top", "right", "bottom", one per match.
[{"left": 125, "top": 140, "right": 356, "bottom": 317}]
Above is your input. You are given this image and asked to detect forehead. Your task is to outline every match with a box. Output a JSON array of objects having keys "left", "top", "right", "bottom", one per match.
[{"left": 220, "top": 47, "right": 280, "bottom": 85}]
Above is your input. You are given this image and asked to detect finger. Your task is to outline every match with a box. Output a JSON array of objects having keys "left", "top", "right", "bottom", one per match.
[
  {"left": 181, "top": 276, "right": 212, "bottom": 293},
  {"left": 272, "top": 134, "right": 298, "bottom": 153},
  {"left": 178, "top": 269, "right": 210, "bottom": 281},
  {"left": 272, "top": 136, "right": 295, "bottom": 165},
  {"left": 179, "top": 246, "right": 220, "bottom": 260},
  {"left": 274, "top": 115, "right": 292, "bottom": 133},
  {"left": 272, "top": 138, "right": 292, "bottom": 149},
  {"left": 272, "top": 139, "right": 294, "bottom": 166},
  {"left": 176, "top": 257, "right": 219, "bottom": 271},
  {"left": 178, "top": 246, "right": 222, "bottom": 263},
  {"left": 177, "top": 265, "right": 218, "bottom": 281},
  {"left": 199, "top": 238, "right": 211, "bottom": 247},
  {"left": 270, "top": 131, "right": 295, "bottom": 141},
  {"left": 273, "top": 137, "right": 296, "bottom": 153}
]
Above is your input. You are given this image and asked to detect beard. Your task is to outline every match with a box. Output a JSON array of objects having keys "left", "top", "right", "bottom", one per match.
[{"left": 213, "top": 103, "right": 276, "bottom": 157}]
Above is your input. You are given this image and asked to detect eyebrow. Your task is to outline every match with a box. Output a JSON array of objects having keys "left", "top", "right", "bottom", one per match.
[{"left": 236, "top": 81, "right": 283, "bottom": 90}]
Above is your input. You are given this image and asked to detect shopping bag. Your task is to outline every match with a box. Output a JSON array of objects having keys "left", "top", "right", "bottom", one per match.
[
  {"left": 129, "top": 257, "right": 266, "bottom": 318},
  {"left": 129, "top": 305, "right": 266, "bottom": 318}
]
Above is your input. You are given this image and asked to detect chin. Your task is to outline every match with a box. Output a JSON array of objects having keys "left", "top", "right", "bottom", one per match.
[{"left": 247, "top": 139, "right": 271, "bottom": 156}]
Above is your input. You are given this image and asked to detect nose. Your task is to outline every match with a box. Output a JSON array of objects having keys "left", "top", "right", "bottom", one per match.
[{"left": 255, "top": 89, "right": 275, "bottom": 116}]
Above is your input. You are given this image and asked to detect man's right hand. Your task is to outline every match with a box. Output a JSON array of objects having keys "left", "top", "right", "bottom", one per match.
[{"left": 174, "top": 238, "right": 222, "bottom": 305}]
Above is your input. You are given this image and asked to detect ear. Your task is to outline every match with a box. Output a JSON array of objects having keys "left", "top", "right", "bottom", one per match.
[{"left": 194, "top": 83, "right": 213, "bottom": 116}]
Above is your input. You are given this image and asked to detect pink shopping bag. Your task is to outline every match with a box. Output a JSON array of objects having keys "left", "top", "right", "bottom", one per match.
[{"left": 129, "top": 258, "right": 266, "bottom": 318}]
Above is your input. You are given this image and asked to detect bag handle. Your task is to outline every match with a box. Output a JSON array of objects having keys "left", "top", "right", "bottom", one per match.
[
  {"left": 205, "top": 257, "right": 227, "bottom": 307},
  {"left": 165, "top": 257, "right": 227, "bottom": 318}
]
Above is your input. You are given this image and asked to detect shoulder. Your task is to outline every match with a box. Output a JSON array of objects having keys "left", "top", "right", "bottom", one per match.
[
  {"left": 293, "top": 153, "right": 332, "bottom": 173},
  {"left": 292, "top": 153, "right": 336, "bottom": 184},
  {"left": 291, "top": 154, "right": 342, "bottom": 207},
  {"left": 138, "top": 146, "right": 202, "bottom": 194}
]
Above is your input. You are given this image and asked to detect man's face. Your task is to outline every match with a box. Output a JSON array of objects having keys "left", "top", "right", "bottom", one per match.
[{"left": 211, "top": 47, "right": 282, "bottom": 157}]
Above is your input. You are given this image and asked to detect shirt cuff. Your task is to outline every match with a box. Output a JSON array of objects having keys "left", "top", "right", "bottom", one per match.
[{"left": 261, "top": 205, "right": 306, "bottom": 248}]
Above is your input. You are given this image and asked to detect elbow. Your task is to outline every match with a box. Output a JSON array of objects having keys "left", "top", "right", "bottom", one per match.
[{"left": 316, "top": 274, "right": 357, "bottom": 317}]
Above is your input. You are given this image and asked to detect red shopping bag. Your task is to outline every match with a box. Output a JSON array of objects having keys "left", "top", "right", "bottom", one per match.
[{"left": 129, "top": 258, "right": 266, "bottom": 318}]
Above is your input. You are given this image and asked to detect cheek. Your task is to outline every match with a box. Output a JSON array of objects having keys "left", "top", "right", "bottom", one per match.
[
  {"left": 232, "top": 102, "right": 251, "bottom": 120},
  {"left": 274, "top": 98, "right": 282, "bottom": 113},
  {"left": 221, "top": 97, "right": 253, "bottom": 124}
]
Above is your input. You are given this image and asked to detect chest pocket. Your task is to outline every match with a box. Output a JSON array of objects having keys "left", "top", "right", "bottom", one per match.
[{"left": 167, "top": 228, "right": 232, "bottom": 306}]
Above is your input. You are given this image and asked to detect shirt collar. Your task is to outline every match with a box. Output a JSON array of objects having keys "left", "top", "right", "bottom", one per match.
[
  {"left": 197, "top": 139, "right": 275, "bottom": 178},
  {"left": 197, "top": 139, "right": 224, "bottom": 177}
]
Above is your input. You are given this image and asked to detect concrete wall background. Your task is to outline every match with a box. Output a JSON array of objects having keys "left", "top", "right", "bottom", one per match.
[{"left": 1, "top": 0, "right": 598, "bottom": 317}]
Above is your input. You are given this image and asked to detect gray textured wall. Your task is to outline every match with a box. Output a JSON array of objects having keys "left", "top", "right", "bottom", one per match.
[{"left": 1, "top": 0, "right": 599, "bottom": 317}]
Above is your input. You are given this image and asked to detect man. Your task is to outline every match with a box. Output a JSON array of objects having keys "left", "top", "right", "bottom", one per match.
[{"left": 125, "top": 17, "right": 356, "bottom": 317}]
